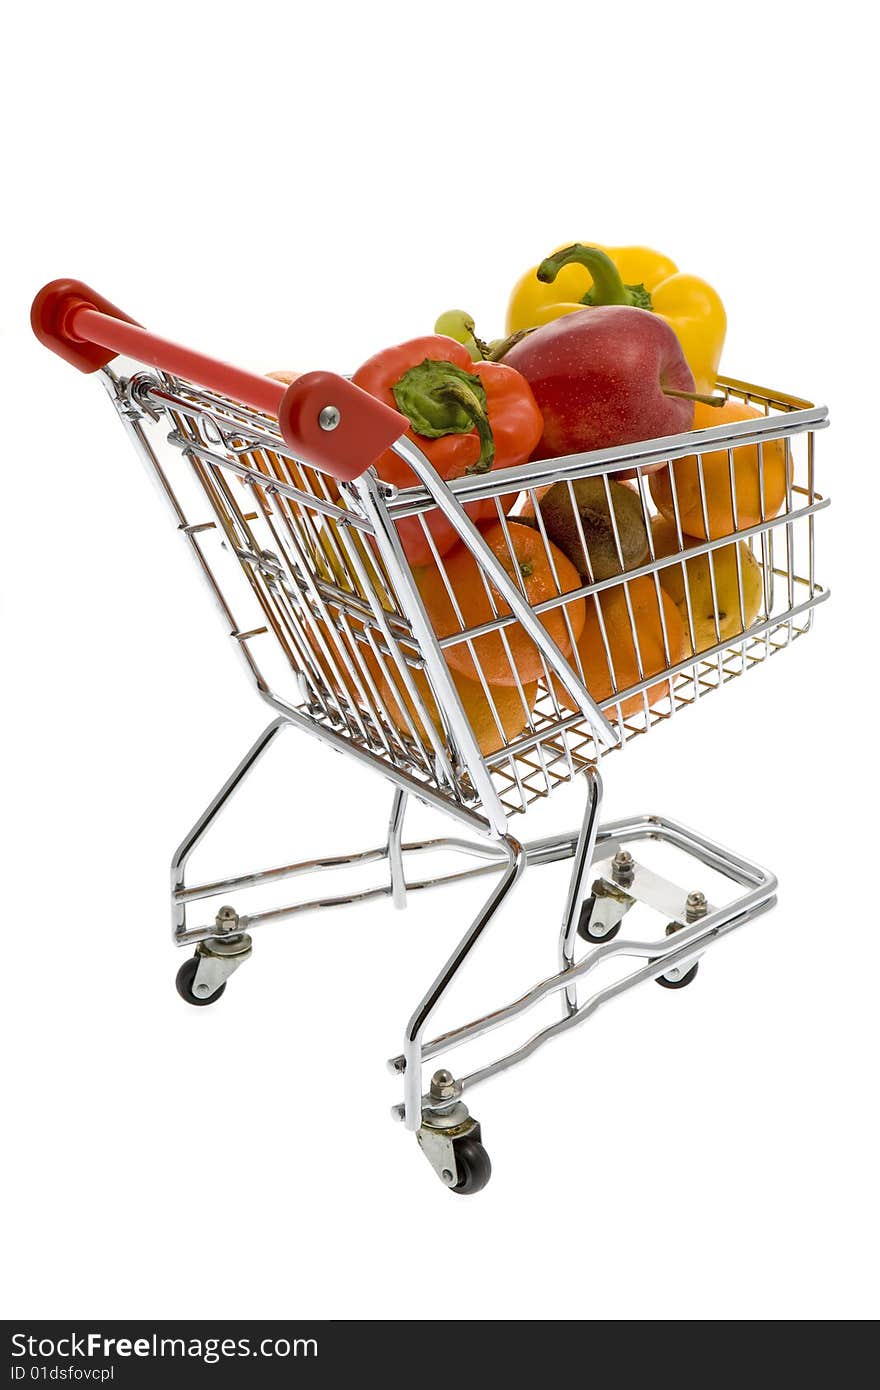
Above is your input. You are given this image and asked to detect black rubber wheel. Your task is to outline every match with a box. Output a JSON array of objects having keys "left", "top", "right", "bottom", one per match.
[
  {"left": 577, "top": 896, "right": 621, "bottom": 943},
  {"left": 451, "top": 1136, "right": 492, "bottom": 1195},
  {"left": 175, "top": 953, "right": 227, "bottom": 1007},
  {"left": 655, "top": 960, "right": 699, "bottom": 990}
]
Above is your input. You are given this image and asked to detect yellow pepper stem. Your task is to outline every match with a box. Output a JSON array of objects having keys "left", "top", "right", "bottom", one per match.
[{"left": 537, "top": 244, "right": 653, "bottom": 311}]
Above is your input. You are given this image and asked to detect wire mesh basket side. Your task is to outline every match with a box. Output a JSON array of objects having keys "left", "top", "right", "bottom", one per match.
[
  {"left": 112, "top": 370, "right": 480, "bottom": 806},
  {"left": 110, "top": 367, "right": 828, "bottom": 824}
]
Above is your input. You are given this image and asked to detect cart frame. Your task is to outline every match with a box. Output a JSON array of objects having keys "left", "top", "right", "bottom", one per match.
[{"left": 31, "top": 279, "right": 828, "bottom": 1192}]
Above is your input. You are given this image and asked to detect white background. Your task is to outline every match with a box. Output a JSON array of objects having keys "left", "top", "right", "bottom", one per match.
[{"left": 2, "top": 0, "right": 877, "bottom": 1322}]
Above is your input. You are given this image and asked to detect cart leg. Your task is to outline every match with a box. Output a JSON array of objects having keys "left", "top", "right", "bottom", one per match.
[
  {"left": 171, "top": 716, "right": 288, "bottom": 943},
  {"left": 558, "top": 765, "right": 603, "bottom": 1016},
  {"left": 402, "top": 833, "right": 525, "bottom": 1135},
  {"left": 387, "top": 788, "right": 408, "bottom": 910}
]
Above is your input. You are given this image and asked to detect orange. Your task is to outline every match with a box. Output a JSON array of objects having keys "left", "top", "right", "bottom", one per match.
[
  {"left": 298, "top": 617, "right": 383, "bottom": 708},
  {"left": 380, "top": 664, "right": 537, "bottom": 758},
  {"left": 649, "top": 400, "right": 790, "bottom": 539},
  {"left": 554, "top": 574, "right": 687, "bottom": 718},
  {"left": 415, "top": 520, "right": 586, "bottom": 686}
]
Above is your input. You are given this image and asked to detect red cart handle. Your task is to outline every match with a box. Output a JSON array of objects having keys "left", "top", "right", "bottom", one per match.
[{"left": 30, "top": 279, "right": 407, "bottom": 482}]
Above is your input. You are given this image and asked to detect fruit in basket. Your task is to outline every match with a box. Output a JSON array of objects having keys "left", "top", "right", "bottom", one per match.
[
  {"left": 295, "top": 523, "right": 397, "bottom": 702},
  {"left": 434, "top": 310, "right": 488, "bottom": 363},
  {"left": 505, "top": 242, "right": 726, "bottom": 392},
  {"left": 352, "top": 337, "right": 543, "bottom": 565},
  {"left": 416, "top": 520, "right": 585, "bottom": 687},
  {"left": 314, "top": 522, "right": 394, "bottom": 615},
  {"left": 651, "top": 515, "right": 763, "bottom": 653},
  {"left": 296, "top": 611, "right": 381, "bottom": 709},
  {"left": 649, "top": 400, "right": 790, "bottom": 539},
  {"left": 553, "top": 575, "right": 687, "bottom": 719},
  {"left": 502, "top": 302, "right": 695, "bottom": 465},
  {"left": 521, "top": 477, "right": 649, "bottom": 581},
  {"left": 380, "top": 664, "right": 538, "bottom": 758}
]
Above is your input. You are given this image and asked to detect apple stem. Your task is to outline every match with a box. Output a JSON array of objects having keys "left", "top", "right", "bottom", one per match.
[{"left": 662, "top": 387, "right": 727, "bottom": 408}]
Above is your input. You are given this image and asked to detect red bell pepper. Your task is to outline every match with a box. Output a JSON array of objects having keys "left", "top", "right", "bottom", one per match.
[{"left": 352, "top": 335, "right": 542, "bottom": 565}]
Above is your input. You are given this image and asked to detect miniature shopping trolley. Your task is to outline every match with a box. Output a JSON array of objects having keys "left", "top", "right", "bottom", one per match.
[{"left": 32, "top": 279, "right": 829, "bottom": 1193}]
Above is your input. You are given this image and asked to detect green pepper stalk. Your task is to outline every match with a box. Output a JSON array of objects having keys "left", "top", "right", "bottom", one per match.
[
  {"left": 392, "top": 358, "right": 495, "bottom": 472},
  {"left": 537, "top": 243, "right": 653, "bottom": 310}
]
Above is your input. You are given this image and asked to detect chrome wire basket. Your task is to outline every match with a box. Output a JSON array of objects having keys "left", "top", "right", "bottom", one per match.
[{"left": 32, "top": 280, "right": 829, "bottom": 1194}]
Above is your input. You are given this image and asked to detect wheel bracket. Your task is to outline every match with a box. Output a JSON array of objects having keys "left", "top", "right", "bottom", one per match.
[
  {"left": 191, "top": 930, "right": 253, "bottom": 1000},
  {"left": 417, "top": 1097, "right": 481, "bottom": 1189}
]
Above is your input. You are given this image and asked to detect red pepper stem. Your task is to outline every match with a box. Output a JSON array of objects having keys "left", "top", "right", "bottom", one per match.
[
  {"left": 391, "top": 358, "right": 495, "bottom": 471},
  {"left": 437, "top": 380, "right": 495, "bottom": 473},
  {"left": 537, "top": 244, "right": 652, "bottom": 311}
]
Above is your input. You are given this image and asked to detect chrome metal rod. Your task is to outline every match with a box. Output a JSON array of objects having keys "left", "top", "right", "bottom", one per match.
[
  {"left": 175, "top": 844, "right": 392, "bottom": 904},
  {"left": 559, "top": 766, "right": 603, "bottom": 1014},
  {"left": 402, "top": 836, "right": 526, "bottom": 1129},
  {"left": 388, "top": 814, "right": 776, "bottom": 1075},
  {"left": 600, "top": 813, "right": 776, "bottom": 890},
  {"left": 391, "top": 887, "right": 772, "bottom": 1073},
  {"left": 174, "top": 854, "right": 513, "bottom": 945},
  {"left": 431, "top": 502, "right": 829, "bottom": 634},
  {"left": 170, "top": 717, "right": 288, "bottom": 941},
  {"left": 458, "top": 898, "right": 777, "bottom": 1096},
  {"left": 386, "top": 390, "right": 828, "bottom": 516},
  {"left": 387, "top": 788, "right": 408, "bottom": 910}
]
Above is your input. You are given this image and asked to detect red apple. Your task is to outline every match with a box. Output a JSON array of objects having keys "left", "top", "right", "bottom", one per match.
[{"left": 503, "top": 306, "right": 695, "bottom": 466}]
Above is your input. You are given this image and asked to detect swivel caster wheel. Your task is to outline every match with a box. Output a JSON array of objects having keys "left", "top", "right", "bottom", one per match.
[
  {"left": 175, "top": 953, "right": 226, "bottom": 1006},
  {"left": 577, "top": 896, "right": 621, "bottom": 943},
  {"left": 656, "top": 960, "right": 700, "bottom": 990},
  {"left": 654, "top": 898, "right": 705, "bottom": 989},
  {"left": 174, "top": 918, "right": 253, "bottom": 1007},
  {"left": 450, "top": 1136, "right": 492, "bottom": 1195},
  {"left": 417, "top": 1071, "right": 492, "bottom": 1195}
]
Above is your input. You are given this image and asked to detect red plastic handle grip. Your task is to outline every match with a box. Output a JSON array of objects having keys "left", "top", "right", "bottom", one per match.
[{"left": 30, "top": 279, "right": 407, "bottom": 482}]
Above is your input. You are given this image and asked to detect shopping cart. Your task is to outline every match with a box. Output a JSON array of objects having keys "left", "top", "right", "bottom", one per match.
[{"left": 32, "top": 279, "right": 829, "bottom": 1193}]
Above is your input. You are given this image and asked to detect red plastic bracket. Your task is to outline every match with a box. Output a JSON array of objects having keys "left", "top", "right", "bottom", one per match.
[{"left": 277, "top": 372, "right": 406, "bottom": 482}]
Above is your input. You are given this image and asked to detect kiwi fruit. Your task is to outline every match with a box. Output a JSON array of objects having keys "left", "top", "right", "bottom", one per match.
[{"left": 526, "top": 477, "right": 649, "bottom": 581}]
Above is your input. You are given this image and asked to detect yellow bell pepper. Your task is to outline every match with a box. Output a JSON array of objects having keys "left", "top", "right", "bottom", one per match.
[{"left": 506, "top": 243, "right": 726, "bottom": 393}]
